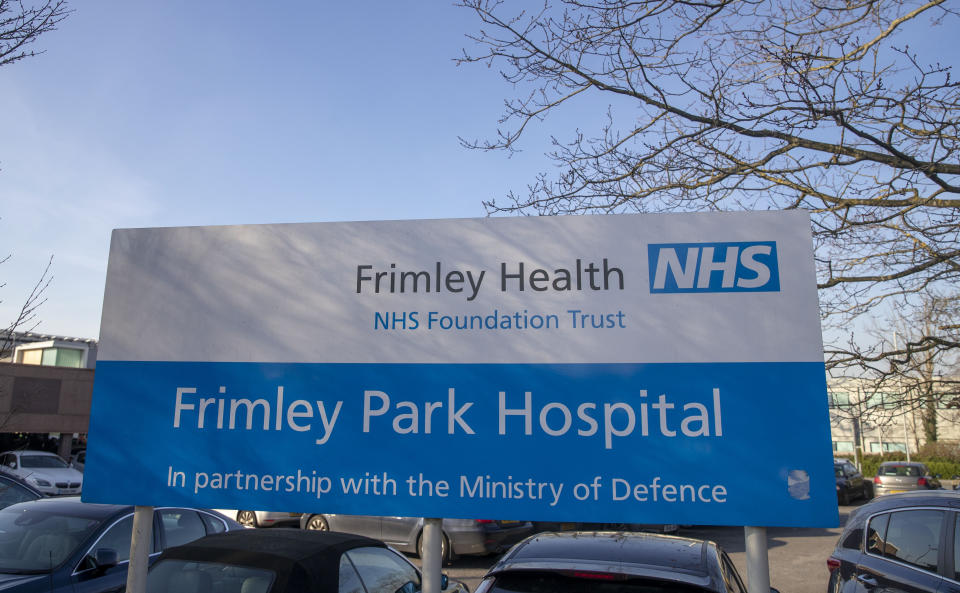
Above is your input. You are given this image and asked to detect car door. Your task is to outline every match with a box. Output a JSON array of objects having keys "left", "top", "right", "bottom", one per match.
[
  {"left": 73, "top": 512, "right": 160, "bottom": 593},
  {"left": 329, "top": 514, "right": 383, "bottom": 540},
  {"left": 380, "top": 516, "right": 417, "bottom": 548},
  {"left": 853, "top": 508, "right": 946, "bottom": 593},
  {"left": 845, "top": 463, "right": 864, "bottom": 494},
  {"left": 934, "top": 511, "right": 960, "bottom": 593}
]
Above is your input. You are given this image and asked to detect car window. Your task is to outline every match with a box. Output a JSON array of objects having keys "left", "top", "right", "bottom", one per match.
[
  {"left": 721, "top": 552, "right": 747, "bottom": 593},
  {"left": 89, "top": 515, "right": 134, "bottom": 564},
  {"left": 866, "top": 513, "right": 890, "bottom": 556},
  {"left": 882, "top": 509, "right": 942, "bottom": 572},
  {"left": 19, "top": 455, "right": 68, "bottom": 469},
  {"left": 880, "top": 465, "right": 921, "bottom": 477},
  {"left": 0, "top": 507, "right": 101, "bottom": 571},
  {"left": 835, "top": 466, "right": 844, "bottom": 477},
  {"left": 159, "top": 510, "right": 206, "bottom": 548},
  {"left": 339, "top": 554, "right": 366, "bottom": 593},
  {"left": 841, "top": 526, "right": 864, "bottom": 550},
  {"left": 199, "top": 512, "right": 227, "bottom": 535},
  {"left": 147, "top": 559, "right": 275, "bottom": 593},
  {"left": 0, "top": 479, "right": 38, "bottom": 508},
  {"left": 346, "top": 547, "right": 420, "bottom": 593},
  {"left": 954, "top": 514, "right": 960, "bottom": 581}
]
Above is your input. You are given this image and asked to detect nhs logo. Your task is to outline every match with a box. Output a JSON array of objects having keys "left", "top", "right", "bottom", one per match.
[{"left": 648, "top": 241, "right": 780, "bottom": 293}]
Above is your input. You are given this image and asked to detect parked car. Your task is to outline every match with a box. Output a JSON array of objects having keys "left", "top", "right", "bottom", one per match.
[
  {"left": 69, "top": 450, "right": 85, "bottom": 472},
  {"left": 0, "top": 496, "right": 241, "bottom": 592},
  {"left": 0, "top": 474, "right": 43, "bottom": 510},
  {"left": 827, "top": 491, "right": 960, "bottom": 593},
  {"left": 212, "top": 509, "right": 302, "bottom": 528},
  {"left": 0, "top": 450, "right": 83, "bottom": 496},
  {"left": 146, "top": 528, "right": 467, "bottom": 593},
  {"left": 300, "top": 513, "right": 533, "bottom": 564},
  {"left": 835, "top": 459, "right": 871, "bottom": 505},
  {"left": 474, "top": 531, "right": 771, "bottom": 593},
  {"left": 872, "top": 461, "right": 942, "bottom": 496},
  {"left": 531, "top": 521, "right": 679, "bottom": 534}
]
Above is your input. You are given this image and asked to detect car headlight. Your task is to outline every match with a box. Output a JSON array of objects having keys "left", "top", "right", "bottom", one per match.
[{"left": 27, "top": 476, "right": 52, "bottom": 487}]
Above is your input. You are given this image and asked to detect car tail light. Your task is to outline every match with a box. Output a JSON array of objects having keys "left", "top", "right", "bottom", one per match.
[
  {"left": 827, "top": 557, "right": 841, "bottom": 573},
  {"left": 475, "top": 519, "right": 495, "bottom": 524},
  {"left": 918, "top": 477, "right": 928, "bottom": 487},
  {"left": 873, "top": 476, "right": 881, "bottom": 484},
  {"left": 571, "top": 571, "right": 618, "bottom": 581}
]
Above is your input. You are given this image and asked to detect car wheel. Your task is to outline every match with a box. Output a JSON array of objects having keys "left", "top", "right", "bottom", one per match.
[
  {"left": 237, "top": 511, "right": 259, "bottom": 528},
  {"left": 838, "top": 489, "right": 850, "bottom": 506},
  {"left": 305, "top": 515, "right": 329, "bottom": 531},
  {"left": 417, "top": 531, "right": 450, "bottom": 565},
  {"left": 863, "top": 482, "right": 874, "bottom": 500}
]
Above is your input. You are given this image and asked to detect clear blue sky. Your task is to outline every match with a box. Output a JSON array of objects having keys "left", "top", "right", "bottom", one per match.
[{"left": 1, "top": 2, "right": 568, "bottom": 338}]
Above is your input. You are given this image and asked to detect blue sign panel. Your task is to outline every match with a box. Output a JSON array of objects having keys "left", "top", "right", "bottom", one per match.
[
  {"left": 85, "top": 360, "right": 832, "bottom": 526},
  {"left": 85, "top": 213, "right": 836, "bottom": 527}
]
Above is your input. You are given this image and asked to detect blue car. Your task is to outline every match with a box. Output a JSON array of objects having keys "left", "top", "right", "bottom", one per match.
[{"left": 0, "top": 497, "right": 241, "bottom": 592}]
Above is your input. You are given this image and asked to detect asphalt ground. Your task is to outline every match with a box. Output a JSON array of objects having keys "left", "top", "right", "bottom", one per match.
[{"left": 418, "top": 502, "right": 870, "bottom": 593}]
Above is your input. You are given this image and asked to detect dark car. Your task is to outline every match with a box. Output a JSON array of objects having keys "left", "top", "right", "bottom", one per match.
[
  {"left": 872, "top": 461, "right": 942, "bottom": 496},
  {"left": 0, "top": 474, "right": 44, "bottom": 510},
  {"left": 146, "top": 528, "right": 467, "bottom": 593},
  {"left": 835, "top": 459, "right": 871, "bottom": 505},
  {"left": 0, "top": 496, "right": 240, "bottom": 592},
  {"left": 301, "top": 513, "right": 532, "bottom": 564},
  {"left": 474, "top": 531, "right": 766, "bottom": 593},
  {"left": 827, "top": 491, "right": 960, "bottom": 593}
]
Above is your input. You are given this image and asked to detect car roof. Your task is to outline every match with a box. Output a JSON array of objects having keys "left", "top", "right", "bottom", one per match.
[
  {"left": 847, "top": 491, "right": 960, "bottom": 525},
  {"left": 1, "top": 496, "right": 133, "bottom": 519},
  {"left": 2, "top": 450, "right": 61, "bottom": 456},
  {"left": 877, "top": 461, "right": 925, "bottom": 466},
  {"left": 157, "top": 529, "right": 391, "bottom": 591},
  {"left": 486, "top": 532, "right": 720, "bottom": 588}
]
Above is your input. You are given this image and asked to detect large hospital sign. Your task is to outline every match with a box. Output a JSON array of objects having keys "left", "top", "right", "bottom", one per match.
[{"left": 84, "top": 212, "right": 837, "bottom": 527}]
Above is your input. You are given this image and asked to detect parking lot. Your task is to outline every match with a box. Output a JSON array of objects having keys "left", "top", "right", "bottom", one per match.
[{"left": 422, "top": 504, "right": 865, "bottom": 593}]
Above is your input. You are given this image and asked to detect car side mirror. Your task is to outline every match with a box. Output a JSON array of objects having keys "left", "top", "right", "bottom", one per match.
[
  {"left": 95, "top": 548, "right": 118, "bottom": 571},
  {"left": 441, "top": 574, "right": 449, "bottom": 590}
]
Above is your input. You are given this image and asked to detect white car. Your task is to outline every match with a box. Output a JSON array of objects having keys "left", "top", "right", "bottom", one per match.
[
  {"left": 211, "top": 509, "right": 302, "bottom": 528},
  {"left": 0, "top": 450, "right": 83, "bottom": 496}
]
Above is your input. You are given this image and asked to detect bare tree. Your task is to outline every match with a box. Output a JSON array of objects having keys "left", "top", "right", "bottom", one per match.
[
  {"left": 458, "top": 0, "right": 960, "bottom": 373},
  {"left": 0, "top": 0, "right": 70, "bottom": 67},
  {"left": 0, "top": 254, "right": 53, "bottom": 360},
  {"left": 0, "top": 1, "right": 66, "bottom": 358}
]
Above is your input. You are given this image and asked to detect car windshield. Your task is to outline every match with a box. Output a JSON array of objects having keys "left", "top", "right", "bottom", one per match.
[
  {"left": 148, "top": 559, "right": 276, "bottom": 593},
  {"left": 19, "top": 455, "right": 68, "bottom": 469},
  {"left": 0, "top": 507, "right": 102, "bottom": 573},
  {"left": 880, "top": 465, "right": 921, "bottom": 477},
  {"left": 487, "top": 572, "right": 714, "bottom": 593}
]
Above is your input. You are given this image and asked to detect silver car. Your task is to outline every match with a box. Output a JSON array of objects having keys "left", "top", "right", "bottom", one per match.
[
  {"left": 300, "top": 513, "right": 533, "bottom": 564},
  {"left": 872, "top": 461, "right": 942, "bottom": 496},
  {"left": 212, "top": 509, "right": 302, "bottom": 528}
]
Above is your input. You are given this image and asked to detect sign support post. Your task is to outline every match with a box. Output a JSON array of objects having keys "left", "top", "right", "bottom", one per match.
[
  {"left": 744, "top": 526, "right": 770, "bottom": 593},
  {"left": 126, "top": 505, "right": 154, "bottom": 593},
  {"left": 422, "top": 517, "right": 443, "bottom": 593}
]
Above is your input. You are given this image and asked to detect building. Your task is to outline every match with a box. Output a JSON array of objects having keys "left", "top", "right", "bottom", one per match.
[
  {"left": 0, "top": 331, "right": 97, "bottom": 368},
  {"left": 828, "top": 375, "right": 960, "bottom": 457}
]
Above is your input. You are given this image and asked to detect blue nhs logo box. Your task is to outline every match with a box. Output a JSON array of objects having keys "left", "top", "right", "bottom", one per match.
[{"left": 648, "top": 241, "right": 780, "bottom": 293}]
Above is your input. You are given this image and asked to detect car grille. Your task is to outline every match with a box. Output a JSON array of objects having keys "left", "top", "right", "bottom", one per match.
[{"left": 55, "top": 482, "right": 81, "bottom": 488}]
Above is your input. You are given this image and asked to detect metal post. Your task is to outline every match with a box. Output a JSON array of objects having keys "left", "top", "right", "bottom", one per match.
[
  {"left": 903, "top": 414, "right": 911, "bottom": 462},
  {"left": 422, "top": 518, "right": 443, "bottom": 593},
  {"left": 744, "top": 526, "right": 770, "bottom": 593},
  {"left": 125, "top": 506, "right": 154, "bottom": 593}
]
